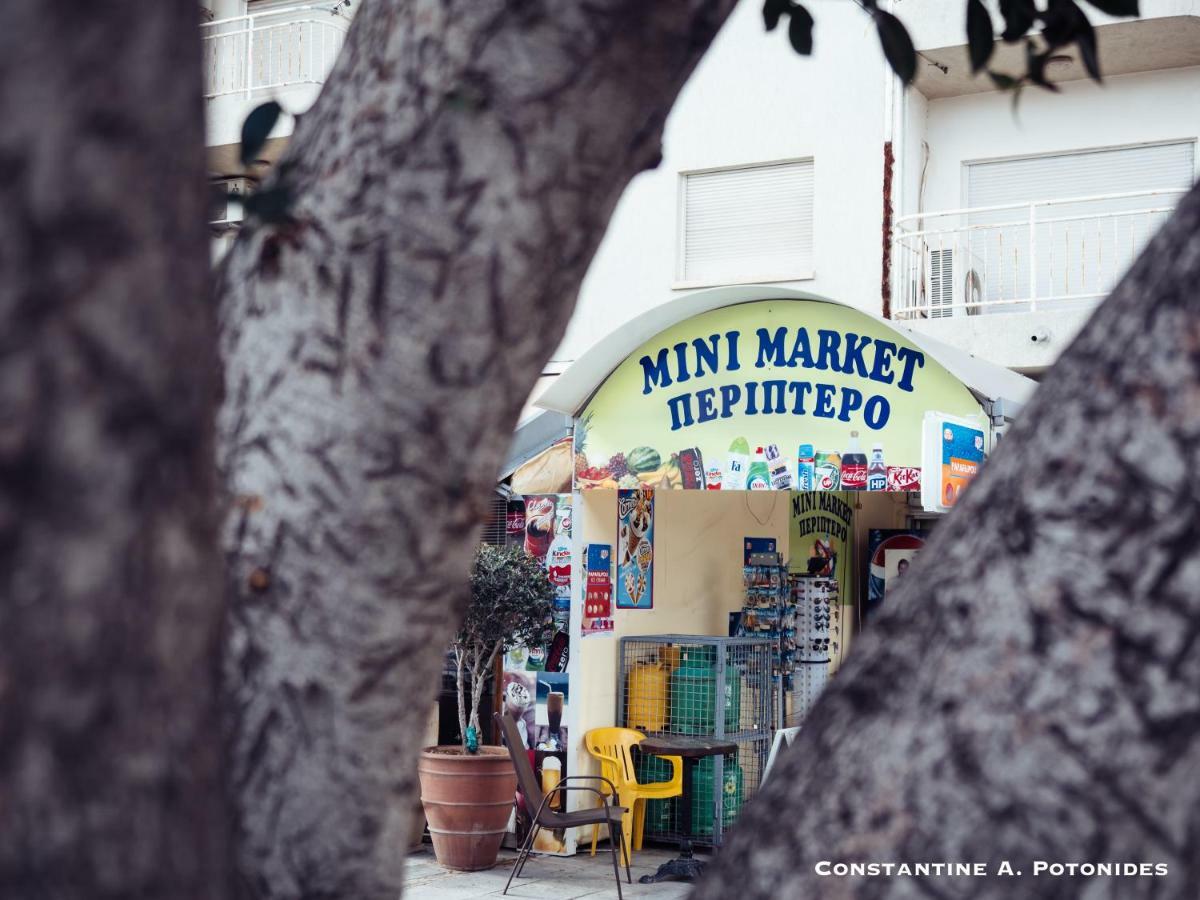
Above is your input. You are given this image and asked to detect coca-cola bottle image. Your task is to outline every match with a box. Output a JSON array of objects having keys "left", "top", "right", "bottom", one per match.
[
  {"left": 867, "top": 444, "right": 887, "bottom": 491},
  {"left": 841, "top": 431, "right": 868, "bottom": 491}
]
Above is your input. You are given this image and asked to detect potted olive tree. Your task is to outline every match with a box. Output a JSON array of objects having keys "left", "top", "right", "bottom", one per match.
[{"left": 418, "top": 544, "right": 555, "bottom": 871}]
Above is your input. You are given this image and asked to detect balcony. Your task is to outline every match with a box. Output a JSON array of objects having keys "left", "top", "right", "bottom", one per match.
[
  {"left": 891, "top": 189, "right": 1186, "bottom": 322},
  {"left": 202, "top": 6, "right": 349, "bottom": 153},
  {"left": 202, "top": 6, "right": 348, "bottom": 99}
]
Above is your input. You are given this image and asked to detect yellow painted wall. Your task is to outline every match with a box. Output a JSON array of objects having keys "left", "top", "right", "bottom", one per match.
[{"left": 572, "top": 489, "right": 790, "bottom": 823}]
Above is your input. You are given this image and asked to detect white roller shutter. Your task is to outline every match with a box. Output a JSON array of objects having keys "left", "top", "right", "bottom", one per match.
[
  {"left": 967, "top": 141, "right": 1195, "bottom": 209},
  {"left": 679, "top": 159, "right": 814, "bottom": 286}
]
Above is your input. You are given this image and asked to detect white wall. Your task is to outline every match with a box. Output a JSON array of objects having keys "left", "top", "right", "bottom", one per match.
[
  {"left": 553, "top": 0, "right": 889, "bottom": 367},
  {"left": 900, "top": 66, "right": 1200, "bottom": 370},
  {"left": 920, "top": 66, "right": 1200, "bottom": 215}
]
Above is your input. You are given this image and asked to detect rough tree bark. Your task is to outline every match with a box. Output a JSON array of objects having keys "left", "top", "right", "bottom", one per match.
[
  {"left": 694, "top": 186, "right": 1200, "bottom": 897},
  {"left": 215, "top": 2, "right": 736, "bottom": 895},
  {"left": 0, "top": 2, "right": 227, "bottom": 898}
]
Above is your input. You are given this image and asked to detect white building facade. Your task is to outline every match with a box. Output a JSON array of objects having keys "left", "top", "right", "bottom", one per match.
[{"left": 201, "top": 0, "right": 1200, "bottom": 380}]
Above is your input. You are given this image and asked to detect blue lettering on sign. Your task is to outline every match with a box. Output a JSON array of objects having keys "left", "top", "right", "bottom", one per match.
[
  {"left": 692, "top": 335, "right": 721, "bottom": 378},
  {"left": 813, "top": 384, "right": 837, "bottom": 418},
  {"left": 641, "top": 323, "right": 923, "bottom": 432},
  {"left": 837, "top": 387, "right": 863, "bottom": 422},
  {"left": 640, "top": 348, "right": 672, "bottom": 395},
  {"left": 755, "top": 327, "right": 789, "bottom": 368},
  {"left": 865, "top": 395, "right": 890, "bottom": 429},
  {"left": 719, "top": 383, "right": 741, "bottom": 418},
  {"left": 663, "top": 380, "right": 894, "bottom": 432}
]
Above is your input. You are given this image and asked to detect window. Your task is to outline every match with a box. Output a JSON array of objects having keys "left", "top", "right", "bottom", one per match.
[
  {"left": 966, "top": 140, "right": 1195, "bottom": 212},
  {"left": 677, "top": 159, "right": 814, "bottom": 288}
]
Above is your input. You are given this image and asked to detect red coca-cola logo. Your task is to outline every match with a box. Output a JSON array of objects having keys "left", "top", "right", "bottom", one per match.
[
  {"left": 842, "top": 464, "right": 867, "bottom": 487},
  {"left": 506, "top": 512, "right": 526, "bottom": 532}
]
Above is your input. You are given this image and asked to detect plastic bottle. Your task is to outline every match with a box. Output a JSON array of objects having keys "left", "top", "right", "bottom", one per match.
[
  {"left": 867, "top": 444, "right": 887, "bottom": 491},
  {"left": 723, "top": 436, "right": 751, "bottom": 490},
  {"left": 765, "top": 444, "right": 793, "bottom": 490},
  {"left": 747, "top": 447, "right": 771, "bottom": 491},
  {"left": 796, "top": 444, "right": 815, "bottom": 491},
  {"left": 841, "top": 431, "right": 868, "bottom": 491}
]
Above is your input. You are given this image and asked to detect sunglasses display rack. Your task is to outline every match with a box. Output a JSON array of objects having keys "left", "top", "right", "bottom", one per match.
[
  {"left": 788, "top": 575, "right": 841, "bottom": 724},
  {"left": 738, "top": 561, "right": 797, "bottom": 727}
]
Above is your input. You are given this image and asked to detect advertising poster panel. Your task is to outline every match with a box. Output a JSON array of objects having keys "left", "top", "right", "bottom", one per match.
[
  {"left": 615, "top": 489, "right": 654, "bottom": 609},
  {"left": 922, "top": 413, "right": 988, "bottom": 511},
  {"left": 576, "top": 300, "right": 988, "bottom": 493}
]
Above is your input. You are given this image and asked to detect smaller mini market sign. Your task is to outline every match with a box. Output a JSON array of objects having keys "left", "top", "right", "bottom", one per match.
[{"left": 575, "top": 300, "right": 988, "bottom": 491}]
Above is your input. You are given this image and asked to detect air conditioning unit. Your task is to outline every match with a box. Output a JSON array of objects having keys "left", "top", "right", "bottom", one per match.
[
  {"left": 928, "top": 248, "right": 954, "bottom": 319},
  {"left": 209, "top": 176, "right": 254, "bottom": 231},
  {"left": 926, "top": 247, "right": 985, "bottom": 318}
]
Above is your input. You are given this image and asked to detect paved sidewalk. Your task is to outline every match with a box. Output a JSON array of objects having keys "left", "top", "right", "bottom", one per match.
[{"left": 404, "top": 844, "right": 698, "bottom": 900}]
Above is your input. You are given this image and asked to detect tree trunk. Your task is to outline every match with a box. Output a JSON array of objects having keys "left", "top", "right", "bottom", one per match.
[
  {"left": 455, "top": 647, "right": 467, "bottom": 750},
  {"left": 694, "top": 186, "right": 1200, "bottom": 897},
  {"left": 215, "top": 1, "right": 736, "bottom": 895},
  {"left": 0, "top": 3, "right": 226, "bottom": 898}
]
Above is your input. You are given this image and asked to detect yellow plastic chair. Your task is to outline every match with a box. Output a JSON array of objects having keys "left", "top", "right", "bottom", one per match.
[{"left": 584, "top": 727, "right": 683, "bottom": 865}]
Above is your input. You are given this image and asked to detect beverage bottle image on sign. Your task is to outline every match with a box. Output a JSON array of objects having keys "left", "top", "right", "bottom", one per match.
[
  {"left": 867, "top": 444, "right": 887, "bottom": 492},
  {"left": 814, "top": 451, "right": 841, "bottom": 490},
  {"left": 796, "top": 443, "right": 815, "bottom": 491},
  {"left": 841, "top": 431, "right": 868, "bottom": 491},
  {"left": 747, "top": 447, "right": 771, "bottom": 491},
  {"left": 765, "top": 443, "right": 793, "bottom": 490},
  {"left": 723, "top": 436, "right": 750, "bottom": 490},
  {"left": 679, "top": 447, "right": 705, "bottom": 489}
]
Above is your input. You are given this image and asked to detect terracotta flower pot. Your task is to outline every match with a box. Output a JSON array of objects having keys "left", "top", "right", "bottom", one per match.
[{"left": 418, "top": 745, "right": 517, "bottom": 871}]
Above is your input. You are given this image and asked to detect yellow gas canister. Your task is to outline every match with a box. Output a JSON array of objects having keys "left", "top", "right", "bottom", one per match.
[{"left": 626, "top": 662, "right": 669, "bottom": 732}]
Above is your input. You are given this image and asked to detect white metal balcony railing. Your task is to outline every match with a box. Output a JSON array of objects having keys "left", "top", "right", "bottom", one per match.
[
  {"left": 201, "top": 6, "right": 349, "bottom": 100},
  {"left": 890, "top": 189, "right": 1188, "bottom": 320}
]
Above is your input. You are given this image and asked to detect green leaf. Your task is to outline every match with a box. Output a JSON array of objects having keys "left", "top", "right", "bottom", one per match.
[
  {"left": 988, "top": 70, "right": 1020, "bottom": 91},
  {"left": 967, "top": 0, "right": 995, "bottom": 73},
  {"left": 1075, "top": 16, "right": 1101, "bottom": 80},
  {"left": 1081, "top": 0, "right": 1138, "bottom": 16},
  {"left": 788, "top": 5, "right": 814, "bottom": 55},
  {"left": 875, "top": 9, "right": 917, "bottom": 85},
  {"left": 999, "top": 0, "right": 1038, "bottom": 42},
  {"left": 762, "top": 0, "right": 790, "bottom": 32},
  {"left": 1025, "top": 43, "right": 1062, "bottom": 92},
  {"left": 1041, "top": 0, "right": 1086, "bottom": 48},
  {"left": 240, "top": 101, "right": 282, "bottom": 167}
]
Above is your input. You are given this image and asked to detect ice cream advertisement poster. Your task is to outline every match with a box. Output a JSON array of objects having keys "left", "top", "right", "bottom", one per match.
[
  {"left": 583, "top": 543, "right": 615, "bottom": 637},
  {"left": 921, "top": 413, "right": 988, "bottom": 511},
  {"left": 940, "top": 422, "right": 985, "bottom": 507},
  {"left": 615, "top": 490, "right": 654, "bottom": 609},
  {"left": 574, "top": 300, "right": 987, "bottom": 492}
]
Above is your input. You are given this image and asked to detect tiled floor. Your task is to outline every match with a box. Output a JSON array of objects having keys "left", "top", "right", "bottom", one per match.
[{"left": 404, "top": 844, "right": 698, "bottom": 900}]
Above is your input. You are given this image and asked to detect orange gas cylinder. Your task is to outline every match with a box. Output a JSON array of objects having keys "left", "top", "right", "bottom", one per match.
[{"left": 626, "top": 662, "right": 669, "bottom": 732}]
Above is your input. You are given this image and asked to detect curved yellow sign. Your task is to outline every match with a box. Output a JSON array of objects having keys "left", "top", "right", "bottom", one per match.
[{"left": 575, "top": 300, "right": 986, "bottom": 491}]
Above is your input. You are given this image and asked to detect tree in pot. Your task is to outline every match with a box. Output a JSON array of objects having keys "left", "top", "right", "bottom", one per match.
[{"left": 419, "top": 544, "right": 555, "bottom": 871}]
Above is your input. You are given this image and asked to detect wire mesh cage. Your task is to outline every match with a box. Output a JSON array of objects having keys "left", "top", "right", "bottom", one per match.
[{"left": 617, "top": 635, "right": 774, "bottom": 847}]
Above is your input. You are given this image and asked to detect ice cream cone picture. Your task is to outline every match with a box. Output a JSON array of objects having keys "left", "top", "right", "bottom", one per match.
[{"left": 616, "top": 488, "right": 654, "bottom": 609}]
